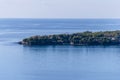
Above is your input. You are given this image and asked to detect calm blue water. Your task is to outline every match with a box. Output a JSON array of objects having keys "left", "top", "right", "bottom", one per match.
[{"left": 1, "top": 19, "right": 120, "bottom": 80}]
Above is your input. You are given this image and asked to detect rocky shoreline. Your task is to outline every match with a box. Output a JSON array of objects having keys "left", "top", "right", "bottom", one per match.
[{"left": 19, "top": 31, "right": 120, "bottom": 46}]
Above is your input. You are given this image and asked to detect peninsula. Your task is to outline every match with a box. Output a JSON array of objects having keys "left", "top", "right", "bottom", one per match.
[{"left": 19, "top": 31, "right": 120, "bottom": 46}]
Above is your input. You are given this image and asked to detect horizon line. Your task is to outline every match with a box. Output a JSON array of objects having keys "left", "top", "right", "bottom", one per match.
[{"left": 0, "top": 18, "right": 120, "bottom": 19}]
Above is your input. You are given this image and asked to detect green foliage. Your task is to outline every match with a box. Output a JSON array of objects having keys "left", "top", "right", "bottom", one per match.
[{"left": 20, "top": 31, "right": 120, "bottom": 46}]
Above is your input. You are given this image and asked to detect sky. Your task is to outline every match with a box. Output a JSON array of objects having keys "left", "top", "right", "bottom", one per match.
[{"left": 0, "top": 0, "right": 120, "bottom": 18}]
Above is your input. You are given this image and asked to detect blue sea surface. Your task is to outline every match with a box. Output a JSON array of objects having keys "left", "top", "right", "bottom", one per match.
[{"left": 1, "top": 19, "right": 120, "bottom": 80}]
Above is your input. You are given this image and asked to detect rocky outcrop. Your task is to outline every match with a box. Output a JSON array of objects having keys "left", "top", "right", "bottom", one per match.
[{"left": 19, "top": 31, "right": 120, "bottom": 46}]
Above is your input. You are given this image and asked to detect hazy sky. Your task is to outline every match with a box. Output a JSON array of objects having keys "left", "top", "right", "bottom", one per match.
[{"left": 0, "top": 0, "right": 120, "bottom": 18}]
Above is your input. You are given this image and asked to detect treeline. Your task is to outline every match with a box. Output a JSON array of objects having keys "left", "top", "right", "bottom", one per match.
[{"left": 19, "top": 31, "right": 120, "bottom": 46}]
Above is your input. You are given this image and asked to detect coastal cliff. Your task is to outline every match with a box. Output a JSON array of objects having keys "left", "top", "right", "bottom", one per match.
[{"left": 19, "top": 31, "right": 120, "bottom": 46}]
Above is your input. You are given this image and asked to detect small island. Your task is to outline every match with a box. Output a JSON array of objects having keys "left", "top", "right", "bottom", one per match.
[{"left": 19, "top": 31, "right": 120, "bottom": 46}]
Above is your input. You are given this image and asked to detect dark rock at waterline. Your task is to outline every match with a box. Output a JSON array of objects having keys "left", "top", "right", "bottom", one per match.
[{"left": 19, "top": 31, "right": 120, "bottom": 46}]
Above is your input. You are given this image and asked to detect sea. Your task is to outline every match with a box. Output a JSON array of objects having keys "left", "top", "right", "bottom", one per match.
[{"left": 1, "top": 19, "right": 120, "bottom": 80}]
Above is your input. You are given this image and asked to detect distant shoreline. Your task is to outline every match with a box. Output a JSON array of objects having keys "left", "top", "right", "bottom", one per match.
[{"left": 19, "top": 30, "right": 120, "bottom": 46}]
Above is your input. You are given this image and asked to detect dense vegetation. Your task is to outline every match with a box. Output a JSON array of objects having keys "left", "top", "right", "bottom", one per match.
[{"left": 19, "top": 31, "right": 120, "bottom": 46}]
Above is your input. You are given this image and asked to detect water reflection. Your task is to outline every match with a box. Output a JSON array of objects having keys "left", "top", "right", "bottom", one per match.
[
  {"left": 1, "top": 44, "right": 120, "bottom": 80},
  {"left": 23, "top": 45, "right": 120, "bottom": 57},
  {"left": 22, "top": 45, "right": 120, "bottom": 70},
  {"left": 20, "top": 45, "right": 120, "bottom": 80}
]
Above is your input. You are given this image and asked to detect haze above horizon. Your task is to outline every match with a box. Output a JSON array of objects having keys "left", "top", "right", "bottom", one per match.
[{"left": 0, "top": 0, "right": 120, "bottom": 18}]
